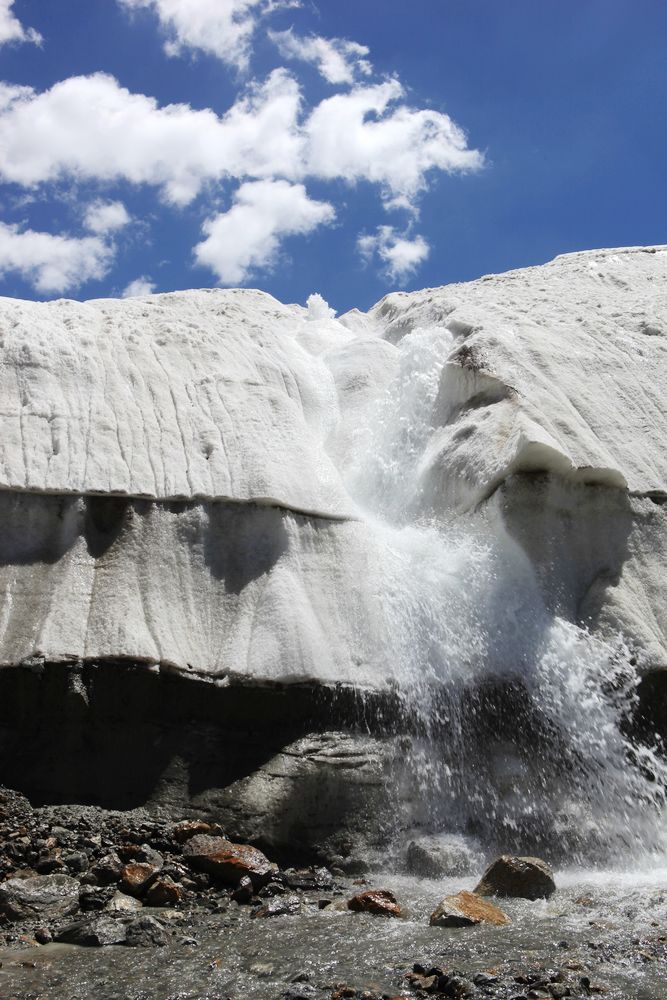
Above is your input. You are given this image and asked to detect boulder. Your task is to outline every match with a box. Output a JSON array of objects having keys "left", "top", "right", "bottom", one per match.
[
  {"left": 79, "top": 885, "right": 115, "bottom": 911},
  {"left": 0, "top": 874, "right": 80, "bottom": 922},
  {"left": 124, "top": 914, "right": 169, "bottom": 947},
  {"left": 406, "top": 836, "right": 478, "bottom": 878},
  {"left": 106, "top": 891, "right": 142, "bottom": 913},
  {"left": 56, "top": 915, "right": 128, "bottom": 947},
  {"left": 347, "top": 889, "right": 403, "bottom": 918},
  {"left": 474, "top": 856, "right": 556, "bottom": 900},
  {"left": 429, "top": 890, "right": 510, "bottom": 927},
  {"left": 182, "top": 834, "right": 275, "bottom": 888}
]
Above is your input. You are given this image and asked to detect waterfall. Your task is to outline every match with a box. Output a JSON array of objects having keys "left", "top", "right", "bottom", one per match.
[{"left": 324, "top": 316, "right": 667, "bottom": 866}]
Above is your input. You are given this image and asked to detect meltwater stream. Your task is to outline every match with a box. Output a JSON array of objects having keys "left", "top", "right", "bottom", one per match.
[{"left": 336, "top": 321, "right": 667, "bottom": 867}]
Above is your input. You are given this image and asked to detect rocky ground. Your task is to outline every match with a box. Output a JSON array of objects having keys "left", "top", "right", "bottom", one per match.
[{"left": 0, "top": 787, "right": 666, "bottom": 999}]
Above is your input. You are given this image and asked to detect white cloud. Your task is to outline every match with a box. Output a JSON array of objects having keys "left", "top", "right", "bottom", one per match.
[
  {"left": 195, "top": 179, "right": 334, "bottom": 284},
  {"left": 357, "top": 225, "right": 430, "bottom": 282},
  {"left": 0, "top": 72, "right": 303, "bottom": 206},
  {"left": 84, "top": 200, "right": 131, "bottom": 234},
  {"left": 122, "top": 276, "right": 156, "bottom": 297},
  {"left": 305, "top": 79, "right": 484, "bottom": 205},
  {"left": 0, "top": 222, "right": 112, "bottom": 293},
  {"left": 269, "top": 29, "right": 371, "bottom": 85},
  {"left": 119, "top": 0, "right": 298, "bottom": 70},
  {"left": 0, "top": 0, "right": 42, "bottom": 46},
  {"left": 0, "top": 72, "right": 483, "bottom": 215}
]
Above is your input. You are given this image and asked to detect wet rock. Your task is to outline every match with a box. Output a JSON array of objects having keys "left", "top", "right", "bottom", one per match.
[
  {"left": 473, "top": 973, "right": 499, "bottom": 987},
  {"left": 34, "top": 927, "right": 52, "bottom": 944},
  {"left": 232, "top": 875, "right": 253, "bottom": 903},
  {"left": 172, "top": 820, "right": 213, "bottom": 843},
  {"left": 429, "top": 890, "right": 511, "bottom": 927},
  {"left": 283, "top": 867, "right": 334, "bottom": 891},
  {"left": 406, "top": 836, "right": 476, "bottom": 878},
  {"left": 0, "top": 873, "right": 80, "bottom": 922},
  {"left": 79, "top": 885, "right": 115, "bottom": 912},
  {"left": 258, "top": 880, "right": 287, "bottom": 898},
  {"left": 36, "top": 849, "right": 66, "bottom": 875},
  {"left": 474, "top": 856, "right": 556, "bottom": 900},
  {"left": 347, "top": 889, "right": 403, "bottom": 918},
  {"left": 183, "top": 834, "right": 275, "bottom": 888},
  {"left": 119, "top": 862, "right": 159, "bottom": 897},
  {"left": 62, "top": 851, "right": 89, "bottom": 873},
  {"left": 283, "top": 988, "right": 319, "bottom": 1000},
  {"left": 124, "top": 914, "right": 169, "bottom": 947},
  {"left": 145, "top": 876, "right": 184, "bottom": 907},
  {"left": 442, "top": 976, "right": 474, "bottom": 997},
  {"left": 106, "top": 891, "right": 142, "bottom": 913},
  {"left": 90, "top": 852, "right": 124, "bottom": 886},
  {"left": 405, "top": 972, "right": 439, "bottom": 992},
  {"left": 251, "top": 893, "right": 303, "bottom": 918},
  {"left": 56, "top": 915, "right": 128, "bottom": 947},
  {"left": 118, "top": 843, "right": 163, "bottom": 868}
]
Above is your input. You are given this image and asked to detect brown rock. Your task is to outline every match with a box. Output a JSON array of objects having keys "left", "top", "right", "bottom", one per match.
[
  {"left": 405, "top": 972, "right": 439, "bottom": 992},
  {"left": 172, "top": 820, "right": 212, "bottom": 843},
  {"left": 429, "top": 890, "right": 510, "bottom": 927},
  {"left": 347, "top": 889, "right": 403, "bottom": 918},
  {"left": 145, "top": 877, "right": 184, "bottom": 907},
  {"left": 182, "top": 835, "right": 275, "bottom": 888},
  {"left": 120, "top": 863, "right": 159, "bottom": 897},
  {"left": 474, "top": 855, "right": 556, "bottom": 900}
]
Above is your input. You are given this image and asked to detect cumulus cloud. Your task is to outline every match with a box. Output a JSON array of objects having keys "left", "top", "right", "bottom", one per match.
[
  {"left": 0, "top": 72, "right": 303, "bottom": 206},
  {"left": 194, "top": 179, "right": 334, "bottom": 284},
  {"left": 269, "top": 29, "right": 371, "bottom": 85},
  {"left": 119, "top": 0, "right": 298, "bottom": 70},
  {"left": 84, "top": 200, "right": 131, "bottom": 234},
  {"left": 0, "top": 0, "right": 41, "bottom": 46},
  {"left": 0, "top": 222, "right": 112, "bottom": 293},
  {"left": 357, "top": 225, "right": 430, "bottom": 282},
  {"left": 0, "top": 72, "right": 482, "bottom": 217},
  {"left": 305, "top": 79, "right": 484, "bottom": 205},
  {"left": 122, "top": 276, "right": 156, "bottom": 297}
]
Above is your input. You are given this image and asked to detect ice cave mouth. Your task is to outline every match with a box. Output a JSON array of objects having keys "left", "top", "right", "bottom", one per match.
[{"left": 0, "top": 658, "right": 664, "bottom": 869}]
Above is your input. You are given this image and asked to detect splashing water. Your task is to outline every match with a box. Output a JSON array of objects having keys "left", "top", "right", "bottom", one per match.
[{"left": 329, "top": 320, "right": 667, "bottom": 866}]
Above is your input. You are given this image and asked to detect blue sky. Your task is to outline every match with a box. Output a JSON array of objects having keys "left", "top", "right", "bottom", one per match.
[{"left": 0, "top": 0, "right": 665, "bottom": 311}]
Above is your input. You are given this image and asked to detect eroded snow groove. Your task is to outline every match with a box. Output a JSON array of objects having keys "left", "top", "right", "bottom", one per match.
[{"left": 1, "top": 246, "right": 667, "bottom": 863}]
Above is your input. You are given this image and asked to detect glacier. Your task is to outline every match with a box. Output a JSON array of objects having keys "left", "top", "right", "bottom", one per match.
[{"left": 0, "top": 246, "right": 666, "bottom": 866}]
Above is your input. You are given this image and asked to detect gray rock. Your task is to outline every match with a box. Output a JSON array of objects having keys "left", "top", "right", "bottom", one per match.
[
  {"left": 474, "top": 855, "right": 556, "bottom": 900},
  {"left": 406, "top": 836, "right": 478, "bottom": 878},
  {"left": 56, "top": 915, "right": 128, "bottom": 947},
  {"left": 0, "top": 874, "right": 80, "bottom": 922},
  {"left": 251, "top": 894, "right": 303, "bottom": 919},
  {"left": 124, "top": 914, "right": 169, "bottom": 947},
  {"left": 62, "top": 851, "right": 89, "bottom": 873},
  {"left": 79, "top": 885, "right": 115, "bottom": 911},
  {"left": 90, "top": 851, "right": 124, "bottom": 885},
  {"left": 106, "top": 891, "right": 142, "bottom": 913}
]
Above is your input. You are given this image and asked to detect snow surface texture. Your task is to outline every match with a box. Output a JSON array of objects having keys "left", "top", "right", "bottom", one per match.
[{"left": 0, "top": 246, "right": 666, "bottom": 681}]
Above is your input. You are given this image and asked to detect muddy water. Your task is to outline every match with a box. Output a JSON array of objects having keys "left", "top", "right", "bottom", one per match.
[{"left": 1, "top": 869, "right": 666, "bottom": 999}]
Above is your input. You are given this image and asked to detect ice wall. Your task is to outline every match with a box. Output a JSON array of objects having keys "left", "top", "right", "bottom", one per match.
[{"left": 0, "top": 246, "right": 665, "bottom": 684}]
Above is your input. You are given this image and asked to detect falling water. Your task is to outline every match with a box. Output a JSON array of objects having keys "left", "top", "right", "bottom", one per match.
[{"left": 330, "top": 319, "right": 667, "bottom": 867}]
